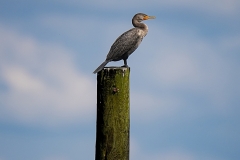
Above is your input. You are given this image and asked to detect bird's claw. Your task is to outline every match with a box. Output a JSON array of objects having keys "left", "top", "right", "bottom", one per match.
[{"left": 121, "top": 64, "right": 129, "bottom": 68}]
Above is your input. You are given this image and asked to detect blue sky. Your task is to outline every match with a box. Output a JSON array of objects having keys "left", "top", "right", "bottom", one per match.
[{"left": 0, "top": 0, "right": 240, "bottom": 160}]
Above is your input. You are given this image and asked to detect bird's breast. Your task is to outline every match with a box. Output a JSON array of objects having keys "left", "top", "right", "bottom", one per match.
[{"left": 137, "top": 28, "right": 148, "bottom": 37}]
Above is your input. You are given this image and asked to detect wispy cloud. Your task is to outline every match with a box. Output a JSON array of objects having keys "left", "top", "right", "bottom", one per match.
[
  {"left": 143, "top": 24, "right": 240, "bottom": 113},
  {"left": 0, "top": 1, "right": 239, "bottom": 159},
  {"left": 0, "top": 25, "right": 95, "bottom": 127}
]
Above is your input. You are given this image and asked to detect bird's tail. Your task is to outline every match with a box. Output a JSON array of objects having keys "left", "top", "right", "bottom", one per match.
[{"left": 93, "top": 60, "right": 109, "bottom": 74}]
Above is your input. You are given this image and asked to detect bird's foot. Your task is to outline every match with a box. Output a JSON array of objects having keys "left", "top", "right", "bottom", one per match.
[{"left": 121, "top": 64, "right": 129, "bottom": 68}]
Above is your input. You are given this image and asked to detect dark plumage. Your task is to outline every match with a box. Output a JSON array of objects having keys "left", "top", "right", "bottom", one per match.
[{"left": 93, "top": 13, "right": 155, "bottom": 74}]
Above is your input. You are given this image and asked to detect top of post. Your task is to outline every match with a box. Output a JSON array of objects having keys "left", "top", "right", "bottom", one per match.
[{"left": 97, "top": 67, "right": 130, "bottom": 77}]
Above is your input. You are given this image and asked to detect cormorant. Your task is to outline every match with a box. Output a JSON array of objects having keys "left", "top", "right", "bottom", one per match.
[{"left": 93, "top": 13, "right": 155, "bottom": 74}]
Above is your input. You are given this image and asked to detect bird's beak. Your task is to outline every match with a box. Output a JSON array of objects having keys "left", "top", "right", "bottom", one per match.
[{"left": 143, "top": 15, "right": 156, "bottom": 20}]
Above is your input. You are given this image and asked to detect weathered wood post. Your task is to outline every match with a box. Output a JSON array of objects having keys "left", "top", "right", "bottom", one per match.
[{"left": 95, "top": 67, "right": 130, "bottom": 160}]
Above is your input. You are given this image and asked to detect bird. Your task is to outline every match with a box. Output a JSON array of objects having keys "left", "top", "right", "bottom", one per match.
[{"left": 93, "top": 13, "right": 155, "bottom": 74}]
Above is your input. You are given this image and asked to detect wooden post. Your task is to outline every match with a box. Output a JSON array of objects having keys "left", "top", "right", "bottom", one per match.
[{"left": 95, "top": 67, "right": 130, "bottom": 160}]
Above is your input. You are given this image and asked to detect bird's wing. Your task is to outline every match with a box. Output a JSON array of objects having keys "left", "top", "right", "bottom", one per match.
[{"left": 106, "top": 28, "right": 143, "bottom": 60}]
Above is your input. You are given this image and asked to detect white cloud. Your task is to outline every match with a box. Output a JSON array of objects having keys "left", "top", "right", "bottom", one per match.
[
  {"left": 146, "top": 25, "right": 240, "bottom": 113},
  {"left": 0, "top": 25, "right": 96, "bottom": 127}
]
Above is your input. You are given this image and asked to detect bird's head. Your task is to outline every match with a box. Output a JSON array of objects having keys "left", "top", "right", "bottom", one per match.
[{"left": 133, "top": 13, "right": 156, "bottom": 23}]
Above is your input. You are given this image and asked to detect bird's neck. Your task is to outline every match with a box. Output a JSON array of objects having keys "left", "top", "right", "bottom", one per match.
[{"left": 132, "top": 20, "right": 148, "bottom": 31}]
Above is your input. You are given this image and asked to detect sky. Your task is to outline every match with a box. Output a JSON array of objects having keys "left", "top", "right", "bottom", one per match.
[{"left": 0, "top": 0, "right": 240, "bottom": 160}]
